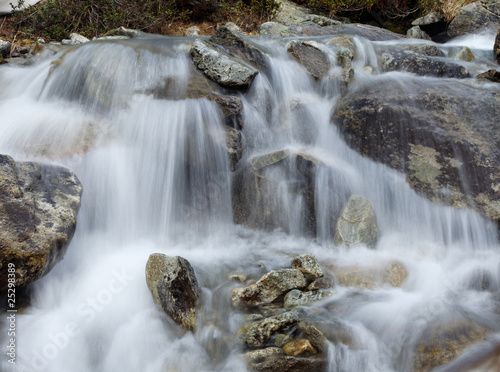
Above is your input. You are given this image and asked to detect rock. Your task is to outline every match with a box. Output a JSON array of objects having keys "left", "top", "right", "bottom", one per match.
[
  {"left": 407, "top": 26, "right": 432, "bottom": 40},
  {"left": 306, "top": 276, "right": 335, "bottom": 291},
  {"left": 328, "top": 36, "right": 356, "bottom": 60},
  {"left": 412, "top": 12, "right": 444, "bottom": 26},
  {"left": 244, "top": 347, "right": 283, "bottom": 363},
  {"left": 379, "top": 49, "right": 470, "bottom": 78},
  {"left": 103, "top": 26, "right": 143, "bottom": 38},
  {"left": 332, "top": 78, "right": 500, "bottom": 221},
  {"left": 398, "top": 44, "right": 444, "bottom": 57},
  {"left": 191, "top": 39, "right": 258, "bottom": 90},
  {"left": 334, "top": 195, "right": 378, "bottom": 248},
  {"left": 275, "top": 333, "right": 293, "bottom": 347},
  {"left": 0, "top": 40, "right": 11, "bottom": 57},
  {"left": 232, "top": 269, "right": 307, "bottom": 308},
  {"left": 477, "top": 69, "right": 500, "bottom": 82},
  {"left": 329, "top": 260, "right": 408, "bottom": 289},
  {"left": 448, "top": 0, "right": 500, "bottom": 38},
  {"left": 187, "top": 26, "right": 200, "bottom": 36},
  {"left": 287, "top": 41, "right": 330, "bottom": 80},
  {"left": 453, "top": 46, "right": 475, "bottom": 62},
  {"left": 250, "top": 150, "right": 290, "bottom": 171},
  {"left": 251, "top": 355, "right": 327, "bottom": 372},
  {"left": 291, "top": 254, "right": 323, "bottom": 281},
  {"left": 0, "top": 155, "right": 82, "bottom": 293},
  {"left": 298, "top": 322, "right": 327, "bottom": 352},
  {"left": 69, "top": 33, "right": 90, "bottom": 44},
  {"left": 238, "top": 310, "right": 301, "bottom": 348},
  {"left": 495, "top": 29, "right": 500, "bottom": 64},
  {"left": 226, "top": 126, "right": 242, "bottom": 171},
  {"left": 283, "top": 339, "right": 317, "bottom": 356},
  {"left": 284, "top": 289, "right": 335, "bottom": 308},
  {"left": 209, "top": 24, "right": 268, "bottom": 70},
  {"left": 414, "top": 321, "right": 490, "bottom": 372},
  {"left": 145, "top": 254, "right": 201, "bottom": 331}
]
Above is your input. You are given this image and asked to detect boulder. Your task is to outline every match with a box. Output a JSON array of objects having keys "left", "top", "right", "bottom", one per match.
[
  {"left": 329, "top": 260, "right": 408, "bottom": 288},
  {"left": 284, "top": 289, "right": 335, "bottom": 308},
  {"left": 298, "top": 322, "right": 327, "bottom": 352},
  {"left": 477, "top": 69, "right": 500, "bottom": 82},
  {"left": 231, "top": 269, "right": 307, "bottom": 308},
  {"left": 145, "top": 254, "right": 201, "bottom": 331},
  {"left": 414, "top": 321, "right": 490, "bottom": 372},
  {"left": 238, "top": 310, "right": 301, "bottom": 348},
  {"left": 209, "top": 23, "right": 268, "bottom": 70},
  {"left": 251, "top": 355, "right": 327, "bottom": 372},
  {"left": 453, "top": 46, "right": 475, "bottom": 62},
  {"left": 0, "top": 40, "right": 11, "bottom": 57},
  {"left": 226, "top": 126, "right": 242, "bottom": 171},
  {"left": 283, "top": 339, "right": 317, "bottom": 356},
  {"left": 332, "top": 78, "right": 500, "bottom": 221},
  {"left": 407, "top": 26, "right": 432, "bottom": 40},
  {"left": 287, "top": 41, "right": 330, "bottom": 80},
  {"left": 448, "top": 0, "right": 500, "bottom": 38},
  {"left": 495, "top": 29, "right": 500, "bottom": 64},
  {"left": 0, "top": 155, "right": 82, "bottom": 293},
  {"left": 334, "top": 195, "right": 378, "bottom": 248},
  {"left": 306, "top": 276, "right": 335, "bottom": 291},
  {"left": 379, "top": 49, "right": 469, "bottom": 78},
  {"left": 291, "top": 254, "right": 323, "bottom": 281},
  {"left": 191, "top": 39, "right": 258, "bottom": 90}
]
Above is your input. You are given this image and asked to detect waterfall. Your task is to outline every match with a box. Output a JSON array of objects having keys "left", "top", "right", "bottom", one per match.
[{"left": 1, "top": 30, "right": 499, "bottom": 372}]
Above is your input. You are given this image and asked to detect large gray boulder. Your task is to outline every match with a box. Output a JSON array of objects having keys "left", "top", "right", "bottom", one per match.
[
  {"left": 448, "top": 0, "right": 500, "bottom": 38},
  {"left": 287, "top": 41, "right": 330, "bottom": 80},
  {"left": 191, "top": 39, "right": 258, "bottom": 90},
  {"left": 332, "top": 78, "right": 500, "bottom": 222},
  {"left": 145, "top": 253, "right": 201, "bottom": 331},
  {"left": 334, "top": 195, "right": 378, "bottom": 248},
  {"left": 0, "top": 154, "right": 82, "bottom": 293}
]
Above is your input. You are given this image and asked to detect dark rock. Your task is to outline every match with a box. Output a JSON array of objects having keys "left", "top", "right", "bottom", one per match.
[
  {"left": 379, "top": 49, "right": 469, "bottom": 78},
  {"left": 477, "top": 69, "right": 500, "bottom": 82},
  {"left": 448, "top": 0, "right": 500, "bottom": 38},
  {"left": 306, "top": 276, "right": 335, "bottom": 291},
  {"left": 0, "top": 155, "right": 82, "bottom": 293},
  {"left": 0, "top": 40, "right": 11, "bottom": 57},
  {"left": 495, "top": 29, "right": 500, "bottom": 64},
  {"left": 251, "top": 355, "right": 327, "bottom": 372},
  {"left": 226, "top": 126, "right": 242, "bottom": 171},
  {"left": 287, "top": 41, "right": 330, "bottom": 80},
  {"left": 145, "top": 253, "right": 201, "bottom": 331},
  {"left": 332, "top": 78, "right": 500, "bottom": 221},
  {"left": 191, "top": 39, "right": 258, "bottom": 90}
]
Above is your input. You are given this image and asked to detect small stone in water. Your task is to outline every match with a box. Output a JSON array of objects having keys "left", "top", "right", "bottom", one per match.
[{"left": 283, "top": 339, "right": 317, "bottom": 356}]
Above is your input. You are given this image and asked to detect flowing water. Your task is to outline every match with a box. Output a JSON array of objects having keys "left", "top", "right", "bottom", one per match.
[{"left": 1, "top": 30, "right": 500, "bottom": 372}]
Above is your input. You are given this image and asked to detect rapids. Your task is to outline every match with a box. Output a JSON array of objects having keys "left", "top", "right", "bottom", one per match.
[{"left": 1, "top": 30, "right": 500, "bottom": 372}]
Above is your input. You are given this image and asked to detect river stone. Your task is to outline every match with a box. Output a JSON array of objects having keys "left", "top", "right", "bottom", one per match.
[
  {"left": 209, "top": 23, "right": 268, "bottom": 70},
  {"left": 250, "top": 150, "right": 290, "bottom": 171},
  {"left": 306, "top": 276, "right": 335, "bottom": 291},
  {"left": 287, "top": 41, "right": 330, "bottom": 80},
  {"left": 0, "top": 40, "right": 11, "bottom": 57},
  {"left": 328, "top": 36, "right": 356, "bottom": 60},
  {"left": 448, "top": 0, "right": 500, "bottom": 38},
  {"left": 226, "top": 126, "right": 242, "bottom": 171},
  {"left": 69, "top": 33, "right": 90, "bottom": 44},
  {"left": 245, "top": 347, "right": 283, "bottom": 363},
  {"left": 398, "top": 44, "right": 444, "bottom": 57},
  {"left": 0, "top": 155, "right": 82, "bottom": 293},
  {"left": 407, "top": 26, "right": 432, "bottom": 40},
  {"left": 412, "top": 12, "right": 443, "bottom": 26},
  {"left": 332, "top": 78, "right": 500, "bottom": 221},
  {"left": 379, "top": 49, "right": 469, "bottom": 78},
  {"left": 145, "top": 254, "right": 201, "bottom": 331},
  {"left": 190, "top": 39, "right": 258, "bottom": 90},
  {"left": 477, "top": 69, "right": 500, "bottom": 82},
  {"left": 414, "top": 321, "right": 490, "bottom": 372},
  {"left": 334, "top": 195, "right": 378, "bottom": 248},
  {"left": 232, "top": 269, "right": 307, "bottom": 307},
  {"left": 329, "top": 260, "right": 408, "bottom": 289},
  {"left": 284, "top": 289, "right": 335, "bottom": 308},
  {"left": 291, "top": 254, "right": 323, "bottom": 281},
  {"left": 238, "top": 310, "right": 301, "bottom": 348},
  {"left": 453, "top": 46, "right": 475, "bottom": 62},
  {"left": 251, "top": 355, "right": 327, "bottom": 372},
  {"left": 495, "top": 29, "right": 500, "bottom": 64},
  {"left": 298, "top": 322, "right": 327, "bottom": 352},
  {"left": 283, "top": 339, "right": 317, "bottom": 356}
]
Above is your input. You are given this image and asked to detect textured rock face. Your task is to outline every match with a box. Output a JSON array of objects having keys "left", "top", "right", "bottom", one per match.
[
  {"left": 477, "top": 69, "right": 500, "bottom": 82},
  {"left": 407, "top": 26, "right": 432, "bottom": 40},
  {"left": 283, "top": 339, "right": 317, "bottom": 356},
  {"left": 231, "top": 269, "right": 307, "bottom": 307},
  {"left": 0, "top": 40, "right": 11, "bottom": 57},
  {"left": 412, "top": 12, "right": 443, "bottom": 26},
  {"left": 332, "top": 78, "right": 500, "bottom": 222},
  {"left": 334, "top": 195, "right": 378, "bottom": 248},
  {"left": 283, "top": 289, "right": 335, "bottom": 307},
  {"left": 0, "top": 154, "right": 82, "bottom": 293},
  {"left": 251, "top": 355, "right": 327, "bottom": 372},
  {"left": 379, "top": 49, "right": 469, "bottom": 78},
  {"left": 448, "top": 0, "right": 500, "bottom": 38},
  {"left": 287, "top": 41, "right": 330, "bottom": 80},
  {"left": 495, "top": 30, "right": 500, "bottom": 64},
  {"left": 145, "top": 253, "right": 201, "bottom": 331},
  {"left": 191, "top": 39, "right": 258, "bottom": 90},
  {"left": 226, "top": 126, "right": 242, "bottom": 171},
  {"left": 291, "top": 254, "right": 323, "bottom": 281}
]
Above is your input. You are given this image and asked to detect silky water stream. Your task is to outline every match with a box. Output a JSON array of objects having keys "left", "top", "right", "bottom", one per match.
[{"left": 0, "top": 30, "right": 500, "bottom": 372}]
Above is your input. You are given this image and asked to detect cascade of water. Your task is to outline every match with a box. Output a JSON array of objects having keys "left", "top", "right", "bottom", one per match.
[{"left": 0, "top": 31, "right": 499, "bottom": 372}]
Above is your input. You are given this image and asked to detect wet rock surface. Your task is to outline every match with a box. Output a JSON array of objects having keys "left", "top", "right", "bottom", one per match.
[
  {"left": 287, "top": 41, "right": 330, "bottom": 80},
  {"left": 448, "top": 0, "right": 500, "bottom": 38},
  {"left": 145, "top": 253, "right": 201, "bottom": 331},
  {"left": 0, "top": 154, "right": 82, "bottom": 293}
]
